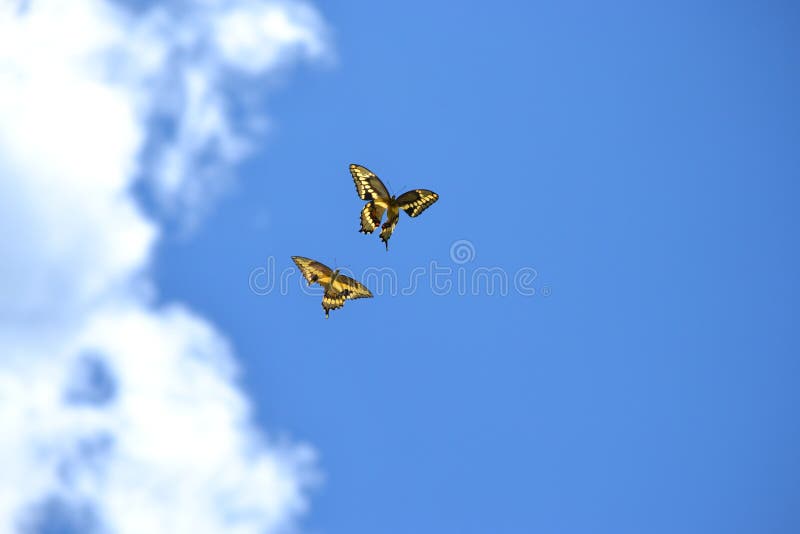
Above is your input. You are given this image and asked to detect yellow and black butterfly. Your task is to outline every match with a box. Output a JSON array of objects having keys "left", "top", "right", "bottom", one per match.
[
  {"left": 291, "top": 256, "right": 373, "bottom": 318},
  {"left": 350, "top": 163, "right": 439, "bottom": 250}
]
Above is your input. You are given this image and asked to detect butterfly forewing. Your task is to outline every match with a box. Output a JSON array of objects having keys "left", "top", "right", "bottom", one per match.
[
  {"left": 332, "top": 274, "right": 374, "bottom": 300},
  {"left": 291, "top": 256, "right": 333, "bottom": 286},
  {"left": 350, "top": 164, "right": 390, "bottom": 202},
  {"left": 396, "top": 189, "right": 439, "bottom": 217}
]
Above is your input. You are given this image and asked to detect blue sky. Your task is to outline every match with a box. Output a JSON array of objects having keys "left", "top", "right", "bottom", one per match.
[
  {"left": 151, "top": 1, "right": 799, "bottom": 533},
  {"left": 0, "top": 0, "right": 796, "bottom": 533}
]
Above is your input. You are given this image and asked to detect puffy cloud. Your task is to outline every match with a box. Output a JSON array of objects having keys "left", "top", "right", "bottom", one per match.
[
  {"left": 2, "top": 305, "right": 316, "bottom": 534},
  {"left": 0, "top": 0, "right": 156, "bottom": 329},
  {"left": 0, "top": 0, "right": 327, "bottom": 531}
]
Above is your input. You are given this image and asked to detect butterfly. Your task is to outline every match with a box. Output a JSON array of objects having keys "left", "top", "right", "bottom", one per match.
[
  {"left": 291, "top": 256, "right": 373, "bottom": 318},
  {"left": 350, "top": 163, "right": 439, "bottom": 250}
]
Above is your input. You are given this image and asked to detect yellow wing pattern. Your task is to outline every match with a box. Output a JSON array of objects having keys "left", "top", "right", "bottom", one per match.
[
  {"left": 350, "top": 164, "right": 390, "bottom": 202},
  {"left": 360, "top": 201, "right": 386, "bottom": 234},
  {"left": 396, "top": 189, "right": 439, "bottom": 217},
  {"left": 331, "top": 274, "right": 374, "bottom": 300},
  {"left": 321, "top": 291, "right": 346, "bottom": 317},
  {"left": 350, "top": 163, "right": 439, "bottom": 249},
  {"left": 322, "top": 273, "right": 373, "bottom": 317},
  {"left": 290, "top": 163, "right": 440, "bottom": 317},
  {"left": 291, "top": 256, "right": 333, "bottom": 286},
  {"left": 292, "top": 256, "right": 373, "bottom": 318}
]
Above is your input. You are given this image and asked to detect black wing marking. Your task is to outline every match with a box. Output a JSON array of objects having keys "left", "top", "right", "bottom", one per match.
[
  {"left": 291, "top": 256, "right": 333, "bottom": 286},
  {"left": 332, "top": 274, "right": 374, "bottom": 300},
  {"left": 350, "top": 164, "right": 390, "bottom": 201},
  {"left": 360, "top": 201, "right": 386, "bottom": 234},
  {"left": 396, "top": 189, "right": 439, "bottom": 217}
]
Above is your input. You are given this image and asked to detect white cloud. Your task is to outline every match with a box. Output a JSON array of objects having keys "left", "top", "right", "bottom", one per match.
[
  {"left": 138, "top": 0, "right": 329, "bottom": 223},
  {"left": 0, "top": 0, "right": 156, "bottom": 329},
  {"left": 212, "top": 1, "right": 327, "bottom": 73},
  {"left": 0, "top": 0, "right": 327, "bottom": 532},
  {"left": 2, "top": 305, "right": 316, "bottom": 534}
]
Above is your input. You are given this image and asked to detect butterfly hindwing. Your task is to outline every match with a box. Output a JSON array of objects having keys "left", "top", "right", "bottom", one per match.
[
  {"left": 396, "top": 189, "right": 439, "bottom": 217},
  {"left": 350, "top": 164, "right": 390, "bottom": 202},
  {"left": 360, "top": 201, "right": 385, "bottom": 234},
  {"left": 322, "top": 290, "right": 346, "bottom": 318},
  {"left": 322, "top": 274, "right": 372, "bottom": 318}
]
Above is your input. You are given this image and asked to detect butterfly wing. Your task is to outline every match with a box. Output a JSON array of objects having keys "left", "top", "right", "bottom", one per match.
[
  {"left": 360, "top": 201, "right": 386, "bottom": 234},
  {"left": 331, "top": 274, "right": 374, "bottom": 300},
  {"left": 291, "top": 256, "right": 333, "bottom": 286},
  {"left": 322, "top": 274, "right": 372, "bottom": 318},
  {"left": 292, "top": 258, "right": 372, "bottom": 318},
  {"left": 350, "top": 164, "right": 390, "bottom": 201},
  {"left": 396, "top": 189, "right": 439, "bottom": 217},
  {"left": 322, "top": 290, "right": 346, "bottom": 318}
]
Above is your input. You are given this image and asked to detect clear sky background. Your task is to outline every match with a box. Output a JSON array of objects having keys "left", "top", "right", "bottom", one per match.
[
  {"left": 151, "top": 1, "right": 799, "bottom": 533},
  {"left": 1, "top": 0, "right": 797, "bottom": 533}
]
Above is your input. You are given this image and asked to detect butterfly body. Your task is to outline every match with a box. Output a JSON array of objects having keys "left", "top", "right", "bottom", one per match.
[
  {"left": 323, "top": 269, "right": 341, "bottom": 292},
  {"left": 350, "top": 164, "right": 439, "bottom": 250},
  {"left": 291, "top": 256, "right": 373, "bottom": 318}
]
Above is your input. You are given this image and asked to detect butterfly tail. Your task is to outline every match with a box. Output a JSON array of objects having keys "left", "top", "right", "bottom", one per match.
[
  {"left": 379, "top": 213, "right": 398, "bottom": 250},
  {"left": 322, "top": 290, "right": 345, "bottom": 318}
]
